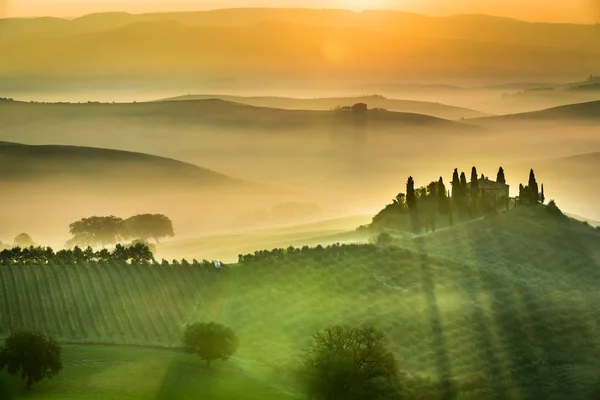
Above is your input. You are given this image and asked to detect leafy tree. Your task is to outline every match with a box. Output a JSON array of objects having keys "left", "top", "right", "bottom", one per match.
[
  {"left": 406, "top": 177, "right": 416, "bottom": 211},
  {"left": 0, "top": 331, "right": 62, "bottom": 388},
  {"left": 183, "top": 322, "right": 238, "bottom": 367},
  {"left": 14, "top": 233, "right": 35, "bottom": 248},
  {"left": 496, "top": 167, "right": 506, "bottom": 184},
  {"left": 528, "top": 169, "right": 539, "bottom": 203},
  {"left": 303, "top": 324, "right": 401, "bottom": 400},
  {"left": 451, "top": 168, "right": 461, "bottom": 198},
  {"left": 68, "top": 216, "right": 123, "bottom": 248},
  {"left": 121, "top": 214, "right": 175, "bottom": 243},
  {"left": 540, "top": 184, "right": 545, "bottom": 204}
]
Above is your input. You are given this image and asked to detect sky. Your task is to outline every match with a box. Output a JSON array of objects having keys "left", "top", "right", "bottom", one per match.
[{"left": 0, "top": 0, "right": 599, "bottom": 23}]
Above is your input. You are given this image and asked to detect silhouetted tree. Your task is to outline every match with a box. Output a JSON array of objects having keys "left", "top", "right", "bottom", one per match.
[
  {"left": 540, "top": 184, "right": 545, "bottom": 204},
  {"left": 303, "top": 324, "right": 401, "bottom": 400},
  {"left": 470, "top": 167, "right": 479, "bottom": 214},
  {"left": 0, "top": 331, "right": 62, "bottom": 389},
  {"left": 527, "top": 170, "right": 539, "bottom": 203},
  {"left": 460, "top": 172, "right": 468, "bottom": 194},
  {"left": 438, "top": 177, "right": 449, "bottom": 216},
  {"left": 183, "top": 322, "right": 237, "bottom": 367},
  {"left": 451, "top": 169, "right": 460, "bottom": 198},
  {"left": 406, "top": 177, "right": 416, "bottom": 211},
  {"left": 13, "top": 233, "right": 34, "bottom": 248},
  {"left": 68, "top": 216, "right": 123, "bottom": 248},
  {"left": 121, "top": 214, "right": 175, "bottom": 243},
  {"left": 496, "top": 167, "right": 506, "bottom": 184}
]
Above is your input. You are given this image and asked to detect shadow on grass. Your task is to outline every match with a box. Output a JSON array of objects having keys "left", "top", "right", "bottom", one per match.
[{"left": 415, "top": 237, "right": 456, "bottom": 400}]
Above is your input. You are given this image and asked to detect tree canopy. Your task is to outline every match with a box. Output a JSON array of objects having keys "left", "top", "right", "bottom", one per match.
[
  {"left": 68, "top": 216, "right": 123, "bottom": 248},
  {"left": 0, "top": 331, "right": 62, "bottom": 388},
  {"left": 183, "top": 322, "right": 238, "bottom": 367},
  {"left": 303, "top": 324, "right": 400, "bottom": 400},
  {"left": 496, "top": 167, "right": 506, "bottom": 184},
  {"left": 121, "top": 214, "right": 175, "bottom": 243},
  {"left": 13, "top": 233, "right": 35, "bottom": 248}
]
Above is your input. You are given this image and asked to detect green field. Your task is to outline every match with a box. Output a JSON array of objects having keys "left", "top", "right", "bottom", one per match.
[
  {"left": 2, "top": 206, "right": 600, "bottom": 399},
  {"left": 0, "top": 345, "right": 299, "bottom": 400},
  {"left": 156, "top": 214, "right": 373, "bottom": 262}
]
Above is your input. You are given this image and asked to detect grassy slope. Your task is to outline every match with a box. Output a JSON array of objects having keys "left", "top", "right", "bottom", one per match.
[
  {"left": 0, "top": 345, "right": 299, "bottom": 400},
  {"left": 157, "top": 94, "right": 488, "bottom": 120},
  {"left": 157, "top": 214, "right": 373, "bottom": 262},
  {"left": 0, "top": 141, "right": 241, "bottom": 187},
  {"left": 2, "top": 206, "right": 600, "bottom": 399}
]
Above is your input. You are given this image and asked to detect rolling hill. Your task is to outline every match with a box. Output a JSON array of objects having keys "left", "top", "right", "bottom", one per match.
[
  {"left": 1, "top": 10, "right": 599, "bottom": 86},
  {"left": 472, "top": 100, "right": 600, "bottom": 123},
  {"left": 158, "top": 94, "right": 489, "bottom": 120},
  {"left": 0, "top": 141, "right": 293, "bottom": 246},
  {"left": 2, "top": 205, "right": 600, "bottom": 399},
  {"left": 0, "top": 141, "right": 243, "bottom": 188}
]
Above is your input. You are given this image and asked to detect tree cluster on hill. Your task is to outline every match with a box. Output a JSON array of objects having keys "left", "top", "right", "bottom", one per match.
[
  {"left": 518, "top": 169, "right": 545, "bottom": 205},
  {"left": 371, "top": 165, "right": 546, "bottom": 233},
  {"left": 66, "top": 214, "right": 174, "bottom": 248}
]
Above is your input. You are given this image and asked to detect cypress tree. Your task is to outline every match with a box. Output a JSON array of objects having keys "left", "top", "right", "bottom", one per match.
[
  {"left": 470, "top": 167, "right": 479, "bottom": 197},
  {"left": 406, "top": 176, "right": 416, "bottom": 210},
  {"left": 451, "top": 168, "right": 460, "bottom": 198},
  {"left": 528, "top": 169, "right": 539, "bottom": 203},
  {"left": 438, "top": 177, "right": 448, "bottom": 215},
  {"left": 540, "top": 184, "right": 545, "bottom": 204},
  {"left": 460, "top": 172, "right": 467, "bottom": 194},
  {"left": 496, "top": 167, "right": 506, "bottom": 184}
]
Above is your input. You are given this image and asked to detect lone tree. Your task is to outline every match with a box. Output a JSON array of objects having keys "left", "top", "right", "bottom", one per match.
[
  {"left": 540, "top": 184, "right": 545, "bottom": 204},
  {"left": 496, "top": 167, "right": 506, "bottom": 184},
  {"left": 121, "top": 214, "right": 175, "bottom": 243},
  {"left": 183, "top": 322, "right": 237, "bottom": 367},
  {"left": 303, "top": 324, "right": 401, "bottom": 400},
  {"left": 14, "top": 233, "right": 35, "bottom": 248},
  {"left": 0, "top": 331, "right": 62, "bottom": 389},
  {"left": 68, "top": 216, "right": 123, "bottom": 248}
]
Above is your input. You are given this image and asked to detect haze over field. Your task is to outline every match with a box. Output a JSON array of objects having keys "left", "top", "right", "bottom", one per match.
[{"left": 2, "top": 3, "right": 600, "bottom": 400}]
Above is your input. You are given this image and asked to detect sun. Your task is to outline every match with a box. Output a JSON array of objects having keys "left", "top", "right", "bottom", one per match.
[{"left": 345, "top": 0, "right": 380, "bottom": 11}]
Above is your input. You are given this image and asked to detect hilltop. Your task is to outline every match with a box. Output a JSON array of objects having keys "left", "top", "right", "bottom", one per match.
[
  {"left": 158, "top": 94, "right": 489, "bottom": 120},
  {"left": 2, "top": 205, "right": 600, "bottom": 399}
]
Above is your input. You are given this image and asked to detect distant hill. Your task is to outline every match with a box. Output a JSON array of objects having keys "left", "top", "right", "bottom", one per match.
[
  {"left": 157, "top": 94, "right": 489, "bottom": 120},
  {"left": 1, "top": 9, "right": 599, "bottom": 85},
  {"left": 0, "top": 141, "right": 292, "bottom": 246},
  {"left": 0, "top": 141, "right": 242, "bottom": 188},
  {"left": 471, "top": 100, "right": 600, "bottom": 123}
]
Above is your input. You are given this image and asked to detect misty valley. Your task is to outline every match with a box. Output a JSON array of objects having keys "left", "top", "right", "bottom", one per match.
[{"left": 1, "top": 6, "right": 600, "bottom": 400}]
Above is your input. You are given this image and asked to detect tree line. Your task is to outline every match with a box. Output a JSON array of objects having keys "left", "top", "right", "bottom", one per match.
[{"left": 0, "top": 243, "right": 226, "bottom": 268}]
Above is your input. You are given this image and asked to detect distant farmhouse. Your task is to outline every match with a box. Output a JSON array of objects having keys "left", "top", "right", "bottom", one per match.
[{"left": 466, "top": 176, "right": 510, "bottom": 208}]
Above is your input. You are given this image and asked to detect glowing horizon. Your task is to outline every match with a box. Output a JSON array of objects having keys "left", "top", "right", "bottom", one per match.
[{"left": 1, "top": 0, "right": 599, "bottom": 24}]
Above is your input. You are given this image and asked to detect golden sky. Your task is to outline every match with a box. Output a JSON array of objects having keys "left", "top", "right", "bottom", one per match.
[{"left": 1, "top": 0, "right": 599, "bottom": 23}]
